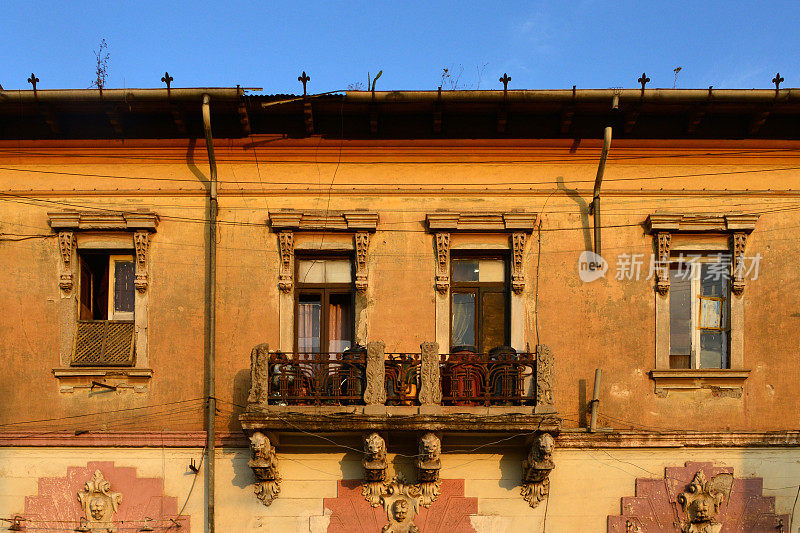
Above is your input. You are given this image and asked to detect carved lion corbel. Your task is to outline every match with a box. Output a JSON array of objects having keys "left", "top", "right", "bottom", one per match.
[
  {"left": 362, "top": 432, "right": 388, "bottom": 506},
  {"left": 249, "top": 432, "right": 281, "bottom": 506},
  {"left": 521, "top": 432, "right": 555, "bottom": 508},
  {"left": 416, "top": 433, "right": 441, "bottom": 507}
]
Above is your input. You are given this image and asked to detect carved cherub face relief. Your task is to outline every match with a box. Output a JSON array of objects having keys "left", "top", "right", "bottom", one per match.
[
  {"left": 392, "top": 499, "right": 409, "bottom": 522},
  {"left": 89, "top": 497, "right": 107, "bottom": 520},
  {"left": 419, "top": 433, "right": 440, "bottom": 461}
]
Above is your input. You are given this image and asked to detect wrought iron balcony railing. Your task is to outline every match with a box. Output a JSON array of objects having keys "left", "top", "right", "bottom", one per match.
[{"left": 247, "top": 342, "right": 554, "bottom": 411}]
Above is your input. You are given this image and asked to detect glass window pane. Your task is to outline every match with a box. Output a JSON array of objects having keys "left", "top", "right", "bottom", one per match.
[
  {"left": 452, "top": 259, "right": 479, "bottom": 282},
  {"left": 298, "top": 294, "right": 321, "bottom": 353},
  {"left": 297, "top": 260, "right": 325, "bottom": 283},
  {"left": 700, "top": 331, "right": 728, "bottom": 369},
  {"left": 482, "top": 291, "right": 506, "bottom": 351},
  {"left": 700, "top": 262, "right": 728, "bottom": 297},
  {"left": 324, "top": 260, "right": 352, "bottom": 283},
  {"left": 114, "top": 260, "right": 135, "bottom": 313},
  {"left": 669, "top": 265, "right": 692, "bottom": 359},
  {"left": 478, "top": 260, "right": 505, "bottom": 282},
  {"left": 451, "top": 292, "right": 475, "bottom": 348},
  {"left": 328, "top": 293, "right": 352, "bottom": 353}
]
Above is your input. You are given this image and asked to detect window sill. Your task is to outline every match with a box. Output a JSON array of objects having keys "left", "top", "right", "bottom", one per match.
[
  {"left": 53, "top": 367, "right": 153, "bottom": 394},
  {"left": 650, "top": 369, "right": 750, "bottom": 397}
]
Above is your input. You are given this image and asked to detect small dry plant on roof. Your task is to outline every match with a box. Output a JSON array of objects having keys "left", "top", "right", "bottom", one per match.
[{"left": 90, "top": 38, "right": 110, "bottom": 90}]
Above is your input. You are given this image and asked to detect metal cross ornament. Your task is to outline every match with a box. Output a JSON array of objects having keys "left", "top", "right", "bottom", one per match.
[
  {"left": 638, "top": 72, "right": 650, "bottom": 92},
  {"left": 298, "top": 71, "right": 310, "bottom": 96},
  {"left": 27, "top": 73, "right": 39, "bottom": 92},
  {"left": 773, "top": 72, "right": 784, "bottom": 91},
  {"left": 161, "top": 72, "right": 173, "bottom": 90},
  {"left": 499, "top": 73, "right": 511, "bottom": 92}
]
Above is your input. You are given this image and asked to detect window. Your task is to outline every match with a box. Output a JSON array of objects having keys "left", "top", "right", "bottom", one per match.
[
  {"left": 669, "top": 255, "right": 730, "bottom": 369},
  {"left": 73, "top": 251, "right": 136, "bottom": 367},
  {"left": 295, "top": 258, "right": 354, "bottom": 354},
  {"left": 450, "top": 256, "right": 508, "bottom": 352},
  {"left": 79, "top": 252, "right": 135, "bottom": 321}
]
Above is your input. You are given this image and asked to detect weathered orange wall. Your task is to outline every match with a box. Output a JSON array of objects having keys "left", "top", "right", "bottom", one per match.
[{"left": 1, "top": 137, "right": 799, "bottom": 433}]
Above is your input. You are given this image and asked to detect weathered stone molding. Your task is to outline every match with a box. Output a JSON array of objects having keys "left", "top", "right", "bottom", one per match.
[
  {"left": 426, "top": 212, "right": 537, "bottom": 232},
  {"left": 511, "top": 232, "right": 528, "bottom": 294},
  {"left": 362, "top": 432, "right": 388, "bottom": 506},
  {"left": 355, "top": 231, "right": 371, "bottom": 292},
  {"left": 76, "top": 469, "right": 122, "bottom": 532},
  {"left": 249, "top": 432, "right": 281, "bottom": 506},
  {"left": 536, "top": 344, "right": 554, "bottom": 408},
  {"left": 521, "top": 432, "right": 555, "bottom": 508},
  {"left": 278, "top": 231, "right": 294, "bottom": 293},
  {"left": 133, "top": 230, "right": 149, "bottom": 292},
  {"left": 49, "top": 211, "right": 159, "bottom": 232},
  {"left": 556, "top": 430, "right": 800, "bottom": 448},
  {"left": 650, "top": 369, "right": 750, "bottom": 397},
  {"left": 418, "top": 342, "right": 441, "bottom": 406},
  {"left": 269, "top": 210, "right": 379, "bottom": 232},
  {"left": 363, "top": 342, "right": 387, "bottom": 405},
  {"left": 58, "top": 230, "right": 75, "bottom": 291},
  {"left": 247, "top": 343, "right": 270, "bottom": 408}
]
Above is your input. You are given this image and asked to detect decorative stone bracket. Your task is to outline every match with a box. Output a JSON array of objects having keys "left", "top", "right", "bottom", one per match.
[
  {"left": 355, "top": 231, "right": 371, "bottom": 292},
  {"left": 646, "top": 213, "right": 759, "bottom": 296},
  {"left": 58, "top": 231, "right": 75, "bottom": 292},
  {"left": 511, "top": 232, "right": 528, "bottom": 294},
  {"left": 521, "top": 432, "right": 555, "bottom": 508},
  {"left": 434, "top": 233, "right": 450, "bottom": 294},
  {"left": 278, "top": 231, "right": 294, "bottom": 293},
  {"left": 133, "top": 230, "right": 150, "bottom": 292},
  {"left": 249, "top": 432, "right": 281, "bottom": 506}
]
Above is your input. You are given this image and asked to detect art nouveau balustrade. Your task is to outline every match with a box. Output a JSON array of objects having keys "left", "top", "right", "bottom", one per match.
[{"left": 245, "top": 342, "right": 554, "bottom": 412}]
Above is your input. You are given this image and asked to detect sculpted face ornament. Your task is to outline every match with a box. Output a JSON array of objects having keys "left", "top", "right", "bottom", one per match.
[
  {"left": 521, "top": 432, "right": 555, "bottom": 508},
  {"left": 248, "top": 432, "right": 281, "bottom": 506},
  {"left": 76, "top": 470, "right": 121, "bottom": 532},
  {"left": 362, "top": 432, "right": 389, "bottom": 506},
  {"left": 677, "top": 471, "right": 733, "bottom": 533},
  {"left": 380, "top": 477, "right": 421, "bottom": 533},
  {"left": 415, "top": 433, "right": 442, "bottom": 506}
]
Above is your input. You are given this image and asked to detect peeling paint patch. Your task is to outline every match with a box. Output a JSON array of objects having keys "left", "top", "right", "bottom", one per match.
[{"left": 609, "top": 384, "right": 631, "bottom": 398}]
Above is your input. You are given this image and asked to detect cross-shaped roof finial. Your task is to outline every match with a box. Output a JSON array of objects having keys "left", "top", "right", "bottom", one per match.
[
  {"left": 499, "top": 73, "right": 511, "bottom": 92},
  {"left": 161, "top": 72, "right": 173, "bottom": 90},
  {"left": 772, "top": 72, "right": 785, "bottom": 92},
  {"left": 298, "top": 71, "right": 310, "bottom": 97},
  {"left": 638, "top": 72, "right": 650, "bottom": 94},
  {"left": 27, "top": 73, "right": 39, "bottom": 92}
]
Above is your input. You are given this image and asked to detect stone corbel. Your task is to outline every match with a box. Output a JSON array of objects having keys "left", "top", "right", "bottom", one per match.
[
  {"left": 133, "top": 230, "right": 149, "bottom": 293},
  {"left": 362, "top": 432, "right": 388, "bottom": 506},
  {"left": 434, "top": 233, "right": 450, "bottom": 294},
  {"left": 655, "top": 232, "right": 671, "bottom": 296},
  {"left": 521, "top": 432, "right": 555, "bottom": 508},
  {"left": 278, "top": 231, "right": 294, "bottom": 293},
  {"left": 416, "top": 433, "right": 441, "bottom": 507},
  {"left": 58, "top": 231, "right": 74, "bottom": 291},
  {"left": 249, "top": 432, "right": 281, "bottom": 506},
  {"left": 511, "top": 232, "right": 527, "bottom": 294},
  {"left": 731, "top": 232, "right": 747, "bottom": 295},
  {"left": 355, "top": 231, "right": 371, "bottom": 292}
]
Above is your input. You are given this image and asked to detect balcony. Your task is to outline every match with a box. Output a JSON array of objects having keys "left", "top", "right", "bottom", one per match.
[{"left": 240, "top": 342, "right": 558, "bottom": 435}]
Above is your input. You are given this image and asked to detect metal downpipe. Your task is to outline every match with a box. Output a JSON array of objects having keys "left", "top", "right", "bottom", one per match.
[
  {"left": 201, "top": 93, "right": 218, "bottom": 533},
  {"left": 591, "top": 95, "right": 618, "bottom": 257}
]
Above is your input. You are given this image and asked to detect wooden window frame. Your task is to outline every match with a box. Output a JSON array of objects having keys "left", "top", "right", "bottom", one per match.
[
  {"left": 449, "top": 253, "right": 510, "bottom": 353},
  {"left": 293, "top": 255, "right": 355, "bottom": 354}
]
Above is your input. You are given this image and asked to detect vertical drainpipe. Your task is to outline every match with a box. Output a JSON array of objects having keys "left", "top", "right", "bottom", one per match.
[
  {"left": 590, "top": 94, "right": 619, "bottom": 256},
  {"left": 201, "top": 94, "right": 217, "bottom": 533}
]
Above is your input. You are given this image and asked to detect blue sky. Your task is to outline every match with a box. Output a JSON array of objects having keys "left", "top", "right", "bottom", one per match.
[{"left": 1, "top": 1, "right": 796, "bottom": 93}]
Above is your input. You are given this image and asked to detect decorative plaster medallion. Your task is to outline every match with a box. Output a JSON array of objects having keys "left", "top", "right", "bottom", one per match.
[{"left": 76, "top": 470, "right": 122, "bottom": 532}]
